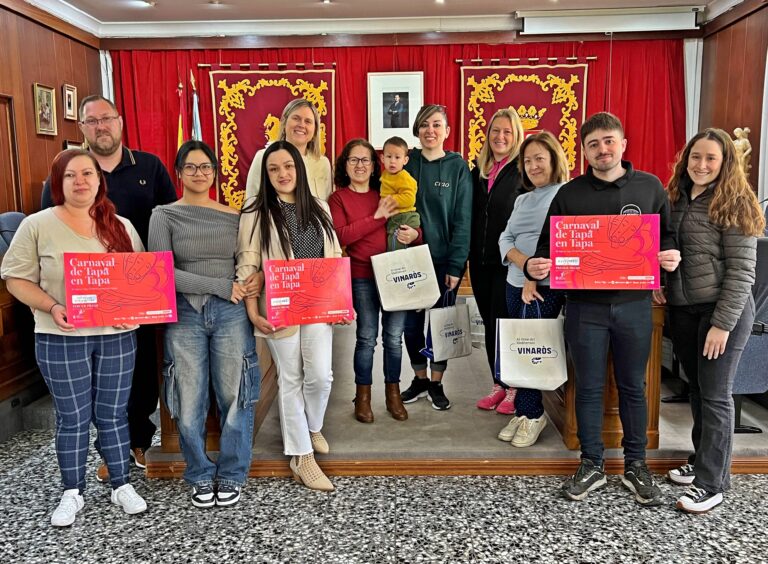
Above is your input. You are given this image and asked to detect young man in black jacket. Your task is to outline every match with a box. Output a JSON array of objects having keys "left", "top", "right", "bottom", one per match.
[{"left": 525, "top": 112, "right": 681, "bottom": 506}]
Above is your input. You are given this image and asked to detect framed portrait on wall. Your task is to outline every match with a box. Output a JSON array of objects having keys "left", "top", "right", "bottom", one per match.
[
  {"left": 63, "top": 84, "right": 77, "bottom": 121},
  {"left": 33, "top": 83, "right": 56, "bottom": 136},
  {"left": 367, "top": 72, "right": 423, "bottom": 149}
]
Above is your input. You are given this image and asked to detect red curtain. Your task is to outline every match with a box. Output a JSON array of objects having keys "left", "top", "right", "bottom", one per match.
[{"left": 111, "top": 39, "right": 685, "bottom": 186}]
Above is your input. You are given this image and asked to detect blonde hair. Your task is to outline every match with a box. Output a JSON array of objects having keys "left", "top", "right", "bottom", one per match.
[
  {"left": 477, "top": 109, "right": 525, "bottom": 179},
  {"left": 518, "top": 131, "right": 570, "bottom": 190},
  {"left": 667, "top": 128, "right": 765, "bottom": 236},
  {"left": 277, "top": 99, "right": 322, "bottom": 159}
]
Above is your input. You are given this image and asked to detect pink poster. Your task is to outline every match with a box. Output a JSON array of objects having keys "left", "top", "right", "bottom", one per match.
[
  {"left": 64, "top": 251, "right": 177, "bottom": 328},
  {"left": 550, "top": 214, "right": 660, "bottom": 290},
  {"left": 264, "top": 257, "right": 352, "bottom": 326}
]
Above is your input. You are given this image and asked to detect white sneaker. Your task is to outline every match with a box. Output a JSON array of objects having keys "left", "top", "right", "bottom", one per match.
[
  {"left": 511, "top": 416, "right": 548, "bottom": 447},
  {"left": 51, "top": 489, "right": 84, "bottom": 527},
  {"left": 111, "top": 484, "right": 147, "bottom": 515},
  {"left": 497, "top": 416, "right": 524, "bottom": 442}
]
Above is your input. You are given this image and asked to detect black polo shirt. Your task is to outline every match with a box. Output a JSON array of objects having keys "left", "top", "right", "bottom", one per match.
[{"left": 41, "top": 147, "right": 178, "bottom": 246}]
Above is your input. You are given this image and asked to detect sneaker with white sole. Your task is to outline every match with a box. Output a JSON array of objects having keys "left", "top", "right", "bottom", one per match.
[
  {"left": 497, "top": 416, "right": 524, "bottom": 442},
  {"left": 476, "top": 384, "right": 506, "bottom": 410},
  {"left": 400, "top": 376, "right": 430, "bottom": 404},
  {"left": 495, "top": 388, "right": 517, "bottom": 415},
  {"left": 511, "top": 416, "right": 547, "bottom": 448},
  {"left": 111, "top": 484, "right": 147, "bottom": 515},
  {"left": 191, "top": 484, "right": 215, "bottom": 509},
  {"left": 621, "top": 460, "right": 663, "bottom": 506},
  {"left": 51, "top": 489, "right": 84, "bottom": 527},
  {"left": 668, "top": 463, "right": 695, "bottom": 485},
  {"left": 427, "top": 381, "right": 451, "bottom": 410},
  {"left": 561, "top": 459, "right": 607, "bottom": 501},
  {"left": 216, "top": 484, "right": 241, "bottom": 507},
  {"left": 676, "top": 485, "right": 723, "bottom": 514}
]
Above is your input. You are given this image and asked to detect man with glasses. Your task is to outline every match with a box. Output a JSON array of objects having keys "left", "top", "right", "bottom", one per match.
[{"left": 42, "top": 94, "right": 177, "bottom": 482}]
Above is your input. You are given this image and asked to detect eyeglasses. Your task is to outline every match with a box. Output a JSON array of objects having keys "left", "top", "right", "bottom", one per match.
[
  {"left": 80, "top": 116, "right": 120, "bottom": 128},
  {"left": 181, "top": 163, "right": 215, "bottom": 176},
  {"left": 348, "top": 157, "right": 372, "bottom": 167}
]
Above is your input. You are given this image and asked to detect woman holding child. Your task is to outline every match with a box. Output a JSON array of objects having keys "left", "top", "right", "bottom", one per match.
[
  {"left": 328, "top": 138, "right": 421, "bottom": 423},
  {"left": 237, "top": 140, "right": 344, "bottom": 492}
]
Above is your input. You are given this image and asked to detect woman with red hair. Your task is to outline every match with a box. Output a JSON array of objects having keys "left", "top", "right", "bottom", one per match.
[{"left": 1, "top": 149, "right": 148, "bottom": 526}]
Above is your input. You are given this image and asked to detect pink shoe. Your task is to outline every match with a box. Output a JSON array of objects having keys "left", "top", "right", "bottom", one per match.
[
  {"left": 476, "top": 384, "right": 506, "bottom": 410},
  {"left": 495, "top": 387, "right": 517, "bottom": 415}
]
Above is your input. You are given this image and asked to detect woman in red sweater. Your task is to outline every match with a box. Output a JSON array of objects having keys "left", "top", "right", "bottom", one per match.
[{"left": 329, "top": 138, "right": 421, "bottom": 423}]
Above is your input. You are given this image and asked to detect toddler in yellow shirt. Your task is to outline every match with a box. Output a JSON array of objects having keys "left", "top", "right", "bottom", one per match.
[{"left": 380, "top": 136, "right": 420, "bottom": 251}]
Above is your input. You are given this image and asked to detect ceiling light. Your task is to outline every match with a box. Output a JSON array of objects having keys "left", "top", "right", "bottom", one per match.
[
  {"left": 322, "top": 0, "right": 331, "bottom": 4},
  {"left": 142, "top": 0, "right": 156, "bottom": 5},
  {"left": 436, "top": 0, "right": 445, "bottom": 4}
]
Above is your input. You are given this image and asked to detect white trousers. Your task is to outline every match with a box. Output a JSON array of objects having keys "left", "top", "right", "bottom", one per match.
[{"left": 266, "top": 323, "right": 334, "bottom": 456}]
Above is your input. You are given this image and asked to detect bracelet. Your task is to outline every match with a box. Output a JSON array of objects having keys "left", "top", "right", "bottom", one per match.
[{"left": 48, "top": 302, "right": 61, "bottom": 314}]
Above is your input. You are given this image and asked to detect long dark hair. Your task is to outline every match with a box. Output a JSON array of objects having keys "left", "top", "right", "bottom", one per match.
[
  {"left": 50, "top": 149, "right": 133, "bottom": 252},
  {"left": 334, "top": 138, "right": 381, "bottom": 190},
  {"left": 242, "top": 140, "right": 336, "bottom": 258}
]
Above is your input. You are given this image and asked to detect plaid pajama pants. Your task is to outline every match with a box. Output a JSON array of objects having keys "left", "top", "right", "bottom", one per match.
[{"left": 35, "top": 331, "right": 137, "bottom": 493}]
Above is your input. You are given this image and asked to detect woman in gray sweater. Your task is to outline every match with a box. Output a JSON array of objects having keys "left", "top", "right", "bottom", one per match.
[
  {"left": 498, "top": 131, "right": 569, "bottom": 448},
  {"left": 149, "top": 141, "right": 260, "bottom": 509},
  {"left": 660, "top": 128, "right": 765, "bottom": 514}
]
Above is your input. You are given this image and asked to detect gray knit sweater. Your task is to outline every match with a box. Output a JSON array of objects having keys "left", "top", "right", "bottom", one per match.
[{"left": 148, "top": 204, "right": 240, "bottom": 312}]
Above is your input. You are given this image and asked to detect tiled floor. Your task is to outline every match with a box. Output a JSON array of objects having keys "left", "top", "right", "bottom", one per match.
[{"left": 2, "top": 429, "right": 768, "bottom": 563}]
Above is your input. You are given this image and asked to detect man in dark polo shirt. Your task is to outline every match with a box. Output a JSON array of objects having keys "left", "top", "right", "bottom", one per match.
[
  {"left": 525, "top": 112, "right": 681, "bottom": 507},
  {"left": 42, "top": 95, "right": 177, "bottom": 481}
]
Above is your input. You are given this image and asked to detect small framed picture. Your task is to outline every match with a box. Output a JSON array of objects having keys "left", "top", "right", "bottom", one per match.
[
  {"left": 62, "top": 139, "right": 83, "bottom": 151},
  {"left": 63, "top": 84, "right": 77, "bottom": 121},
  {"left": 34, "top": 83, "right": 57, "bottom": 136},
  {"left": 367, "top": 72, "right": 423, "bottom": 149}
]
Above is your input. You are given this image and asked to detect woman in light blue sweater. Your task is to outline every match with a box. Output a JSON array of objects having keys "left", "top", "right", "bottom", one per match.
[{"left": 497, "top": 131, "right": 569, "bottom": 448}]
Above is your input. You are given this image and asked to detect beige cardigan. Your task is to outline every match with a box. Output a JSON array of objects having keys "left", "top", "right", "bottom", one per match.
[{"left": 236, "top": 198, "right": 342, "bottom": 339}]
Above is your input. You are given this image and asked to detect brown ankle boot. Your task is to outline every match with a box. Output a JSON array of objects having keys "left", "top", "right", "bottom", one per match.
[
  {"left": 354, "top": 384, "right": 374, "bottom": 423},
  {"left": 385, "top": 383, "right": 408, "bottom": 421}
]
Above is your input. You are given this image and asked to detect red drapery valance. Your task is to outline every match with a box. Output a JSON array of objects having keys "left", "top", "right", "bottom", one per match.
[{"left": 111, "top": 39, "right": 685, "bottom": 188}]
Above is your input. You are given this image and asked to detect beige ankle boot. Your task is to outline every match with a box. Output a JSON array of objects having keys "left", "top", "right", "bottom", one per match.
[
  {"left": 310, "top": 431, "right": 329, "bottom": 454},
  {"left": 289, "top": 453, "right": 334, "bottom": 492}
]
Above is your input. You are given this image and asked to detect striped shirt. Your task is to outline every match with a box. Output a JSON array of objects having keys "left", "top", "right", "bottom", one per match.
[{"left": 148, "top": 204, "right": 240, "bottom": 311}]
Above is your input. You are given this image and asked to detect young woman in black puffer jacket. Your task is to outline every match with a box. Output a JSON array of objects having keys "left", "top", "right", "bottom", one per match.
[{"left": 657, "top": 128, "right": 765, "bottom": 514}]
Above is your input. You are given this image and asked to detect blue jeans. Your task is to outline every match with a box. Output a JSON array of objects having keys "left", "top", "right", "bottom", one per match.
[
  {"left": 36, "top": 331, "right": 136, "bottom": 493},
  {"left": 563, "top": 298, "right": 652, "bottom": 465},
  {"left": 404, "top": 263, "right": 463, "bottom": 373},
  {"left": 352, "top": 278, "right": 406, "bottom": 385},
  {"left": 162, "top": 295, "right": 260, "bottom": 488}
]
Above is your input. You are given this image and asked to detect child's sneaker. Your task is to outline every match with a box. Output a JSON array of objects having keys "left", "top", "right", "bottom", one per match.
[
  {"left": 676, "top": 485, "right": 723, "bottom": 514},
  {"left": 668, "top": 463, "right": 695, "bottom": 485},
  {"left": 495, "top": 388, "right": 517, "bottom": 415},
  {"left": 476, "top": 384, "right": 505, "bottom": 410}
]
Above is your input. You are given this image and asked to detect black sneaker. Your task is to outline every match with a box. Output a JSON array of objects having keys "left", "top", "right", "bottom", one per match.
[
  {"left": 428, "top": 381, "right": 451, "bottom": 410},
  {"left": 215, "top": 484, "right": 241, "bottom": 507},
  {"left": 191, "top": 484, "right": 215, "bottom": 509},
  {"left": 621, "top": 460, "right": 663, "bottom": 506},
  {"left": 676, "top": 485, "right": 723, "bottom": 514},
  {"left": 668, "top": 463, "right": 695, "bottom": 485},
  {"left": 401, "top": 376, "right": 429, "bottom": 404},
  {"left": 561, "top": 459, "right": 607, "bottom": 501}
]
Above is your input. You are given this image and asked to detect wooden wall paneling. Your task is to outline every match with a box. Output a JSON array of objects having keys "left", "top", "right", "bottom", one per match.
[
  {"left": 699, "top": 5, "right": 768, "bottom": 188},
  {"left": 0, "top": 0, "right": 99, "bottom": 49}
]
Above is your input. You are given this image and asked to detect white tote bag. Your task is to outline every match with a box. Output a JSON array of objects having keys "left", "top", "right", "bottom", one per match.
[
  {"left": 371, "top": 244, "right": 441, "bottom": 311},
  {"left": 420, "top": 292, "right": 473, "bottom": 362},
  {"left": 495, "top": 317, "right": 567, "bottom": 391},
  {"left": 462, "top": 296, "right": 485, "bottom": 348}
]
